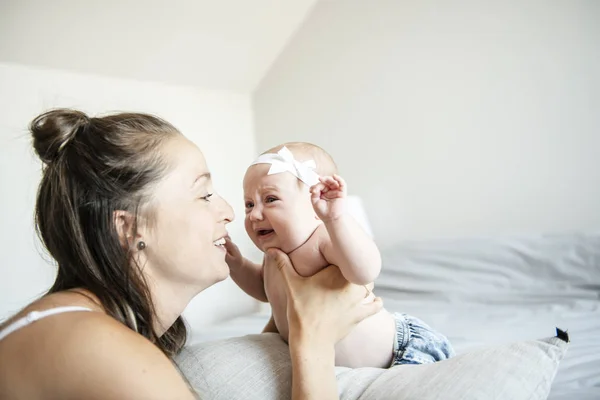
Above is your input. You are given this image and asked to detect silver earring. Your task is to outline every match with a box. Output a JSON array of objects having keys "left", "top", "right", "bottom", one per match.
[{"left": 137, "top": 241, "right": 146, "bottom": 251}]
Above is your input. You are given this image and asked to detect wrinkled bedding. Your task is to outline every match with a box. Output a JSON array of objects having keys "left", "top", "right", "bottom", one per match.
[{"left": 189, "top": 231, "right": 600, "bottom": 399}]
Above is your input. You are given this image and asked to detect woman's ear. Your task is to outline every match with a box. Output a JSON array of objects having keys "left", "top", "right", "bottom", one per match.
[{"left": 113, "top": 210, "right": 136, "bottom": 249}]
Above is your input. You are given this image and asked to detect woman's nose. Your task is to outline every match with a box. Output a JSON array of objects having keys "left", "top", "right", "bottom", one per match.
[{"left": 217, "top": 195, "right": 235, "bottom": 223}]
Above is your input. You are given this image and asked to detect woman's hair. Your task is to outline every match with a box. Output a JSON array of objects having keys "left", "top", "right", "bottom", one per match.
[{"left": 30, "top": 108, "right": 186, "bottom": 357}]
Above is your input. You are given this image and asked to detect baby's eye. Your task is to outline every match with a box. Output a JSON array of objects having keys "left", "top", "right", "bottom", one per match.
[{"left": 265, "top": 196, "right": 278, "bottom": 203}]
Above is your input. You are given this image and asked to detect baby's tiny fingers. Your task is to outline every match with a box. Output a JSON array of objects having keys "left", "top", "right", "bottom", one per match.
[
  {"left": 333, "top": 175, "right": 346, "bottom": 190},
  {"left": 322, "top": 176, "right": 338, "bottom": 188},
  {"left": 311, "top": 182, "right": 325, "bottom": 192}
]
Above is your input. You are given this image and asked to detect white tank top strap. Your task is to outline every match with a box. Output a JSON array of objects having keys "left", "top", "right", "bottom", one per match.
[{"left": 0, "top": 306, "right": 93, "bottom": 341}]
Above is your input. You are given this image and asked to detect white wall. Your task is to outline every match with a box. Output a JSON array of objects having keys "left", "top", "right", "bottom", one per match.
[
  {"left": 254, "top": 0, "right": 600, "bottom": 247},
  {"left": 0, "top": 62, "right": 262, "bottom": 329},
  {"left": 0, "top": 0, "right": 318, "bottom": 92}
]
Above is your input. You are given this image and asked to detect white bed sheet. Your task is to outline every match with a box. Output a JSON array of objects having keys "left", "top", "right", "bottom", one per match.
[
  {"left": 374, "top": 231, "right": 600, "bottom": 398},
  {"left": 188, "top": 231, "right": 600, "bottom": 398}
]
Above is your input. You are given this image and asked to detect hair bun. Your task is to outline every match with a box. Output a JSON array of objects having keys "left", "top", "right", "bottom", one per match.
[{"left": 30, "top": 109, "right": 90, "bottom": 165}]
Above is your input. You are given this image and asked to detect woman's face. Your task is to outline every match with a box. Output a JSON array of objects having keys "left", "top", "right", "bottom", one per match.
[{"left": 140, "top": 135, "right": 234, "bottom": 291}]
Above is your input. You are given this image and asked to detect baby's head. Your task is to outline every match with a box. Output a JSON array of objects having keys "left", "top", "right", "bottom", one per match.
[{"left": 243, "top": 142, "right": 337, "bottom": 253}]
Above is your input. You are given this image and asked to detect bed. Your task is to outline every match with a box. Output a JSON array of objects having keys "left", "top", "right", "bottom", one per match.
[{"left": 185, "top": 230, "right": 600, "bottom": 399}]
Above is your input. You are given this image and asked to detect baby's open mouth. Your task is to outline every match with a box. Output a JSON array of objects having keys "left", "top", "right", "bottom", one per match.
[{"left": 257, "top": 229, "right": 274, "bottom": 237}]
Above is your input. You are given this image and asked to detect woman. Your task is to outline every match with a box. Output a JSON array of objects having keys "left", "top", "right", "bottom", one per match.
[{"left": 0, "top": 109, "right": 382, "bottom": 399}]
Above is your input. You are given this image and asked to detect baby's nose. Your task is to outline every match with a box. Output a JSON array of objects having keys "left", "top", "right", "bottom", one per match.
[{"left": 249, "top": 206, "right": 263, "bottom": 221}]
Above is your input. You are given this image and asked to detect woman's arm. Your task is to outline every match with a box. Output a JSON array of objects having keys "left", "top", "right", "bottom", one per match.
[
  {"left": 0, "top": 312, "right": 197, "bottom": 400},
  {"left": 263, "top": 249, "right": 383, "bottom": 400},
  {"left": 289, "top": 336, "right": 338, "bottom": 399},
  {"left": 68, "top": 315, "right": 197, "bottom": 399}
]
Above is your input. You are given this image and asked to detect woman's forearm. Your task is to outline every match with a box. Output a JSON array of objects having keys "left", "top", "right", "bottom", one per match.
[
  {"left": 289, "top": 335, "right": 338, "bottom": 400},
  {"left": 262, "top": 248, "right": 382, "bottom": 400}
]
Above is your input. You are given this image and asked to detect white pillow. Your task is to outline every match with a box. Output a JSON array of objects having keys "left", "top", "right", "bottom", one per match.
[
  {"left": 377, "top": 232, "right": 600, "bottom": 300},
  {"left": 175, "top": 332, "right": 568, "bottom": 400}
]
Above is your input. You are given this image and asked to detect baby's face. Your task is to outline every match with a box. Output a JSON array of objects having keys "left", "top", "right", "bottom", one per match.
[{"left": 243, "top": 164, "right": 319, "bottom": 253}]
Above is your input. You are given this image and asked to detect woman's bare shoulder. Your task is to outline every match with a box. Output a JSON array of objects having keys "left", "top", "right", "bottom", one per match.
[
  {"left": 0, "top": 289, "right": 101, "bottom": 341},
  {"left": 0, "top": 290, "right": 195, "bottom": 400}
]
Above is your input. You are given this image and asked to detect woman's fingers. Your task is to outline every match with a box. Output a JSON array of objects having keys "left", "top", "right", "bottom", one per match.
[
  {"left": 354, "top": 296, "right": 383, "bottom": 324},
  {"left": 265, "top": 254, "right": 384, "bottom": 345},
  {"left": 264, "top": 248, "right": 298, "bottom": 295},
  {"left": 309, "top": 266, "right": 384, "bottom": 342},
  {"left": 265, "top": 248, "right": 292, "bottom": 273}
]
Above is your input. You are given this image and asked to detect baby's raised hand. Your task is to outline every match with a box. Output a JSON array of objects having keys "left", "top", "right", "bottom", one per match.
[
  {"left": 310, "top": 174, "right": 347, "bottom": 222},
  {"left": 224, "top": 236, "right": 244, "bottom": 270}
]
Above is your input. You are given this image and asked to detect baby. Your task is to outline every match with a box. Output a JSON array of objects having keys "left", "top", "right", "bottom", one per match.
[{"left": 225, "top": 142, "right": 454, "bottom": 368}]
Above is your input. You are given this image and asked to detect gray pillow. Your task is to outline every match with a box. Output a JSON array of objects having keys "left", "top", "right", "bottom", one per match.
[{"left": 175, "top": 332, "right": 568, "bottom": 400}]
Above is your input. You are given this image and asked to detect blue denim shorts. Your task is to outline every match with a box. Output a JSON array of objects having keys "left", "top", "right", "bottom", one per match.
[{"left": 391, "top": 313, "right": 455, "bottom": 366}]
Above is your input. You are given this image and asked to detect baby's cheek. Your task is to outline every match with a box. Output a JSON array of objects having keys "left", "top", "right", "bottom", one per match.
[
  {"left": 243, "top": 217, "right": 252, "bottom": 232},
  {"left": 283, "top": 220, "right": 310, "bottom": 244}
]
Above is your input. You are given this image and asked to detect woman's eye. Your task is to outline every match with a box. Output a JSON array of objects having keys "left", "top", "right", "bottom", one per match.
[
  {"left": 245, "top": 201, "right": 254, "bottom": 209},
  {"left": 200, "top": 193, "right": 214, "bottom": 202},
  {"left": 265, "top": 196, "right": 277, "bottom": 203}
]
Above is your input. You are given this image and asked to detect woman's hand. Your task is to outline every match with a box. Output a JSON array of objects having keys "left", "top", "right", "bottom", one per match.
[
  {"left": 264, "top": 248, "right": 383, "bottom": 346},
  {"left": 263, "top": 248, "right": 382, "bottom": 400}
]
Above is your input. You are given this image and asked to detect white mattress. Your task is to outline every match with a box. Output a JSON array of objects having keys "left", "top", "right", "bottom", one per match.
[{"left": 188, "top": 231, "right": 600, "bottom": 398}]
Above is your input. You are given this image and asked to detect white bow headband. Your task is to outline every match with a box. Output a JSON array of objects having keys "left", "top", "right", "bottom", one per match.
[{"left": 250, "top": 146, "right": 320, "bottom": 187}]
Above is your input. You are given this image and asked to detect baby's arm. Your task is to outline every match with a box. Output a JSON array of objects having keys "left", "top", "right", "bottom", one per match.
[
  {"left": 225, "top": 237, "right": 268, "bottom": 302},
  {"left": 262, "top": 314, "right": 279, "bottom": 334},
  {"left": 311, "top": 175, "right": 382, "bottom": 285},
  {"left": 321, "top": 216, "right": 381, "bottom": 285}
]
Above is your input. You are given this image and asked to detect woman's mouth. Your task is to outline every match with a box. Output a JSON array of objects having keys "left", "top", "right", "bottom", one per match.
[{"left": 213, "top": 237, "right": 226, "bottom": 252}]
